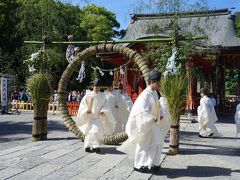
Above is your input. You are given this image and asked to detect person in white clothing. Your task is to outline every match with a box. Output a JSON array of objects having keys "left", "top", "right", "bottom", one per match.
[
  {"left": 111, "top": 85, "right": 133, "bottom": 132},
  {"left": 234, "top": 103, "right": 240, "bottom": 137},
  {"left": 119, "top": 85, "right": 133, "bottom": 111},
  {"left": 159, "top": 96, "right": 171, "bottom": 138},
  {"left": 76, "top": 79, "right": 115, "bottom": 153},
  {"left": 118, "top": 70, "right": 169, "bottom": 173},
  {"left": 105, "top": 81, "right": 128, "bottom": 133},
  {"left": 197, "top": 88, "right": 218, "bottom": 138},
  {"left": 210, "top": 93, "right": 217, "bottom": 107}
]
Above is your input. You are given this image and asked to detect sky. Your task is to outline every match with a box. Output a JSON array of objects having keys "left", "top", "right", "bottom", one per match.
[{"left": 63, "top": 0, "right": 240, "bottom": 29}]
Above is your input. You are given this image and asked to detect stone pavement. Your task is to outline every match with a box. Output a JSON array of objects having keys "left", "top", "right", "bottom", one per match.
[
  {"left": 0, "top": 112, "right": 239, "bottom": 179},
  {"left": 152, "top": 117, "right": 240, "bottom": 180}
]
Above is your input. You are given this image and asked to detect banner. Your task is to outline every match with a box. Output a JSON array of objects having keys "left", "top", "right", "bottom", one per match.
[{"left": 1, "top": 77, "right": 8, "bottom": 107}]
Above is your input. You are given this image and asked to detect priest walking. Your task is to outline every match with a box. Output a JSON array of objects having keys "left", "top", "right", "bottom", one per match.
[
  {"left": 104, "top": 80, "right": 128, "bottom": 133},
  {"left": 76, "top": 79, "right": 115, "bottom": 153},
  {"left": 118, "top": 70, "right": 167, "bottom": 173},
  {"left": 197, "top": 88, "right": 218, "bottom": 138}
]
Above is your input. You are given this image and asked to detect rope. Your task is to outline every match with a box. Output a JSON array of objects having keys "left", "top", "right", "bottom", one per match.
[{"left": 91, "top": 59, "right": 132, "bottom": 72}]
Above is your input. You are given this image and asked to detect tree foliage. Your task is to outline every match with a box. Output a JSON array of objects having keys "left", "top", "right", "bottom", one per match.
[
  {"left": 225, "top": 69, "right": 238, "bottom": 95},
  {"left": 133, "top": 0, "right": 208, "bottom": 14},
  {"left": 1, "top": 0, "right": 121, "bottom": 88},
  {"left": 0, "top": 0, "right": 26, "bottom": 84},
  {"left": 80, "top": 4, "right": 120, "bottom": 40},
  {"left": 236, "top": 12, "right": 240, "bottom": 38}
]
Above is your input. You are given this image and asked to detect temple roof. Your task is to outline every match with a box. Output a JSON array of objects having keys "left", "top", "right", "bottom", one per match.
[{"left": 122, "top": 8, "right": 240, "bottom": 47}]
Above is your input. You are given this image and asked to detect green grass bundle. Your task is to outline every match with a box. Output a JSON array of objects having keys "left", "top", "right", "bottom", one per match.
[
  {"left": 160, "top": 75, "right": 187, "bottom": 155},
  {"left": 160, "top": 75, "right": 187, "bottom": 124},
  {"left": 27, "top": 72, "right": 52, "bottom": 142},
  {"left": 27, "top": 72, "right": 52, "bottom": 107}
]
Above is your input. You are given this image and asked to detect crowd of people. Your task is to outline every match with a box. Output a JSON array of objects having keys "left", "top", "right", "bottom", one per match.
[
  {"left": 67, "top": 91, "right": 85, "bottom": 102},
  {"left": 11, "top": 89, "right": 32, "bottom": 103},
  {"left": 9, "top": 89, "right": 86, "bottom": 104}
]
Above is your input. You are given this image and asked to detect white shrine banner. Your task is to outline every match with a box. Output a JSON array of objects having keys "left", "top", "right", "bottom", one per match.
[
  {"left": 197, "top": 82, "right": 201, "bottom": 93},
  {"left": 1, "top": 77, "right": 8, "bottom": 107}
]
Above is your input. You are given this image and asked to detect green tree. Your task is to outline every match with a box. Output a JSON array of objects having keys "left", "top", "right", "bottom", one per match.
[
  {"left": 0, "top": 0, "right": 26, "bottom": 85},
  {"left": 225, "top": 69, "right": 238, "bottom": 95},
  {"left": 17, "top": 0, "right": 84, "bottom": 88},
  {"left": 1, "top": 0, "right": 121, "bottom": 88},
  {"left": 80, "top": 4, "right": 120, "bottom": 41},
  {"left": 15, "top": 1, "right": 120, "bottom": 88},
  {"left": 236, "top": 12, "right": 240, "bottom": 38}
]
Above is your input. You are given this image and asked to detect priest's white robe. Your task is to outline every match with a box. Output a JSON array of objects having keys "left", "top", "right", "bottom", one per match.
[
  {"left": 159, "top": 97, "right": 171, "bottom": 138},
  {"left": 105, "top": 90, "right": 129, "bottom": 133},
  {"left": 76, "top": 91, "right": 115, "bottom": 148},
  {"left": 234, "top": 103, "right": 240, "bottom": 137},
  {"left": 121, "top": 92, "right": 133, "bottom": 111},
  {"left": 197, "top": 95, "right": 218, "bottom": 137},
  {"left": 118, "top": 87, "right": 168, "bottom": 169}
]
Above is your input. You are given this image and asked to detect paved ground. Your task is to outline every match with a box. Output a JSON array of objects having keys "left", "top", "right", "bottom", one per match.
[
  {"left": 0, "top": 112, "right": 239, "bottom": 179},
  {"left": 0, "top": 112, "right": 69, "bottom": 151},
  {"left": 152, "top": 117, "right": 240, "bottom": 180}
]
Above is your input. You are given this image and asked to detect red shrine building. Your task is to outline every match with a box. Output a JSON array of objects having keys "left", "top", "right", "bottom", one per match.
[{"left": 99, "top": 8, "right": 240, "bottom": 115}]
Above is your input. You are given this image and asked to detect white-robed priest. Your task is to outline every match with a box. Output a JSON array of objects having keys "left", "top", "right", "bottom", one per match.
[
  {"left": 118, "top": 70, "right": 169, "bottom": 173},
  {"left": 113, "top": 85, "right": 133, "bottom": 132},
  {"left": 104, "top": 81, "right": 129, "bottom": 133},
  {"left": 234, "top": 103, "right": 240, "bottom": 137},
  {"left": 197, "top": 88, "right": 218, "bottom": 138},
  {"left": 119, "top": 85, "right": 133, "bottom": 111},
  {"left": 159, "top": 96, "right": 171, "bottom": 138},
  {"left": 76, "top": 79, "right": 115, "bottom": 153}
]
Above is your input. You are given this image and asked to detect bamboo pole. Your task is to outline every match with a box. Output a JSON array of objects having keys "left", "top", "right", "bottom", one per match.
[{"left": 24, "top": 36, "right": 207, "bottom": 45}]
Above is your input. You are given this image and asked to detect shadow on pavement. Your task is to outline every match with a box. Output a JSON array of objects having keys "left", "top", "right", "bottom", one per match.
[
  {"left": 0, "top": 120, "right": 68, "bottom": 137},
  {"left": 155, "top": 166, "right": 240, "bottom": 178},
  {"left": 217, "top": 115, "right": 235, "bottom": 124},
  {"left": 100, "top": 147, "right": 125, "bottom": 155},
  {"left": 0, "top": 121, "right": 32, "bottom": 136},
  {"left": 180, "top": 130, "right": 239, "bottom": 141},
  {"left": 0, "top": 137, "right": 29, "bottom": 143},
  {"left": 45, "top": 137, "right": 78, "bottom": 141},
  {"left": 179, "top": 143, "right": 240, "bottom": 157}
]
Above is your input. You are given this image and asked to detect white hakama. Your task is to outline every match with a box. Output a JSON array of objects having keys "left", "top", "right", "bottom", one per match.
[
  {"left": 234, "top": 103, "right": 240, "bottom": 137},
  {"left": 121, "top": 92, "right": 133, "bottom": 111},
  {"left": 118, "top": 87, "right": 169, "bottom": 169},
  {"left": 197, "top": 95, "right": 218, "bottom": 137},
  {"left": 76, "top": 92, "right": 115, "bottom": 149},
  {"left": 159, "top": 97, "right": 171, "bottom": 138},
  {"left": 105, "top": 90, "right": 129, "bottom": 133}
]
